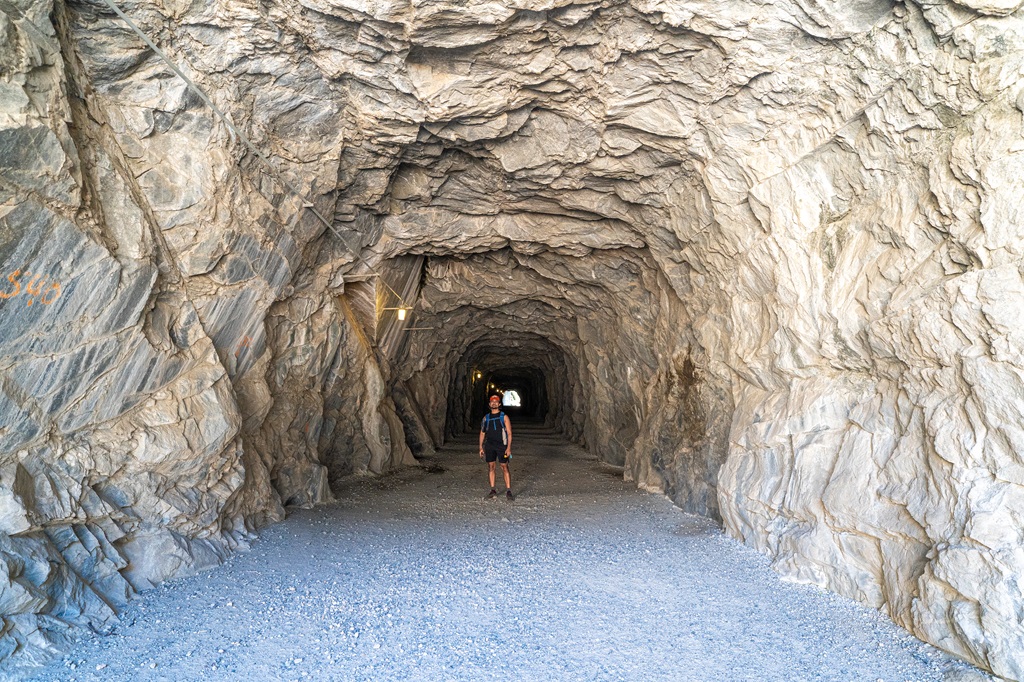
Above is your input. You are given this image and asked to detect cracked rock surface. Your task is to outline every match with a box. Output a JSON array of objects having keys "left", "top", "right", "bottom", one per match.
[{"left": 2, "top": 0, "right": 1024, "bottom": 677}]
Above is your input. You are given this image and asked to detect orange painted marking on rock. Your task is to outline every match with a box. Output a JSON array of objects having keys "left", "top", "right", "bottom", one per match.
[
  {"left": 235, "top": 335, "right": 252, "bottom": 358},
  {"left": 0, "top": 270, "right": 62, "bottom": 305},
  {"left": 0, "top": 270, "right": 22, "bottom": 299}
]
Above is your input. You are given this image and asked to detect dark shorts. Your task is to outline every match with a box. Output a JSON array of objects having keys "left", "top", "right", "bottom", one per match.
[{"left": 483, "top": 443, "right": 509, "bottom": 464}]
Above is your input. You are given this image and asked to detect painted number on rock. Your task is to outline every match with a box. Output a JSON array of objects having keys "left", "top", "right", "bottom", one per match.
[{"left": 0, "top": 270, "right": 62, "bottom": 306}]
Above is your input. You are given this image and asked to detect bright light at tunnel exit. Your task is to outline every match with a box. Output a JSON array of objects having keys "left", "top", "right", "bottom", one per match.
[{"left": 502, "top": 390, "right": 521, "bottom": 407}]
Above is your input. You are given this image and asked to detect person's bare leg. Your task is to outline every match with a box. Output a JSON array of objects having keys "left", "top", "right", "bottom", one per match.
[
  {"left": 501, "top": 463, "right": 511, "bottom": 490},
  {"left": 488, "top": 462, "right": 496, "bottom": 488}
]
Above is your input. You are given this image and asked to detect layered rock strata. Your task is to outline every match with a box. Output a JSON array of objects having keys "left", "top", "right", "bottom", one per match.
[{"left": 1, "top": 0, "right": 1023, "bottom": 678}]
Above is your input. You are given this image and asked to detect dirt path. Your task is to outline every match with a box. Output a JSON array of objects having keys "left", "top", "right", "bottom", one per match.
[{"left": 31, "top": 427, "right": 986, "bottom": 681}]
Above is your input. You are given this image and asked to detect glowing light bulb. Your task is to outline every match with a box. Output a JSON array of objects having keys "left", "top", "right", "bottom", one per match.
[{"left": 397, "top": 308, "right": 406, "bottom": 320}]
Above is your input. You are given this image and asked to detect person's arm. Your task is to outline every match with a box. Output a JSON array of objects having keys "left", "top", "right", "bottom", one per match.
[
  {"left": 479, "top": 427, "right": 485, "bottom": 458},
  {"left": 504, "top": 416, "right": 512, "bottom": 454}
]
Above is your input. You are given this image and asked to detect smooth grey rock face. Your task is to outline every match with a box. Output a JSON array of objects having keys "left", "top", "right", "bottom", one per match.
[{"left": 2, "top": 0, "right": 1024, "bottom": 678}]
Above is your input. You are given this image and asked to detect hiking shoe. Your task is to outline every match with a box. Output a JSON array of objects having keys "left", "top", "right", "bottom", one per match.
[
  {"left": 487, "top": 489, "right": 497, "bottom": 499},
  {"left": 506, "top": 490, "right": 514, "bottom": 501}
]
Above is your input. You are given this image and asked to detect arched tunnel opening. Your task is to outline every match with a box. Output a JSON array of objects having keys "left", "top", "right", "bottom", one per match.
[
  {"left": 488, "top": 372, "right": 538, "bottom": 419},
  {"left": 385, "top": 247, "right": 707, "bottom": 486},
  {"left": 499, "top": 388, "right": 523, "bottom": 409},
  {"left": 2, "top": 0, "right": 1023, "bottom": 678},
  {"left": 450, "top": 334, "right": 569, "bottom": 434},
  {"left": 465, "top": 364, "right": 547, "bottom": 425}
]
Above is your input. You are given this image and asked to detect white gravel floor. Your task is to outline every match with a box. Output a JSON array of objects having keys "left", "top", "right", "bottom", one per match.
[{"left": 32, "top": 426, "right": 990, "bottom": 682}]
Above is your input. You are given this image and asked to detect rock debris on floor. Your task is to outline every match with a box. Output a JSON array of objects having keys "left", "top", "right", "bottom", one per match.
[{"left": 32, "top": 429, "right": 989, "bottom": 682}]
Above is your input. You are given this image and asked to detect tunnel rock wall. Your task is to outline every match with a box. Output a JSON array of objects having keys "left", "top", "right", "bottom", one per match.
[
  {"left": 1, "top": 0, "right": 1024, "bottom": 677},
  {"left": 628, "top": 327, "right": 733, "bottom": 518},
  {"left": 0, "top": 0, "right": 414, "bottom": 670},
  {"left": 707, "top": 8, "right": 1024, "bottom": 678}
]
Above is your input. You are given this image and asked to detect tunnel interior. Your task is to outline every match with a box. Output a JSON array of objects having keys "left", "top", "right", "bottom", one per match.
[
  {"left": 486, "top": 369, "right": 542, "bottom": 420},
  {"left": 450, "top": 334, "right": 564, "bottom": 434},
  {"left": 464, "top": 361, "right": 547, "bottom": 426},
  {"left": 387, "top": 246, "right": 711, "bottom": 487},
  {"left": 2, "top": 0, "right": 1023, "bottom": 677}
]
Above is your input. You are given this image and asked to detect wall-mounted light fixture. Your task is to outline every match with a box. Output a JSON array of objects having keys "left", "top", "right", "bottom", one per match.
[{"left": 381, "top": 307, "right": 408, "bottom": 320}]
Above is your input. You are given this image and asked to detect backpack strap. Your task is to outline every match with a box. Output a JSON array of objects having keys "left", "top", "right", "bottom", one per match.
[{"left": 482, "top": 412, "right": 507, "bottom": 431}]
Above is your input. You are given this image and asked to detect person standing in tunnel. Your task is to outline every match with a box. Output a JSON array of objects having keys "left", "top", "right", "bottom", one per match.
[{"left": 479, "top": 393, "right": 513, "bottom": 500}]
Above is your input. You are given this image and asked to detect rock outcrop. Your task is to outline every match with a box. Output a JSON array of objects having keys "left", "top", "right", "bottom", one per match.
[{"left": 1, "top": 0, "right": 1023, "bottom": 677}]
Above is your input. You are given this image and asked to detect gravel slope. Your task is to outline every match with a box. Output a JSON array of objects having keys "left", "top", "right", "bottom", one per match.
[{"left": 31, "top": 426, "right": 990, "bottom": 682}]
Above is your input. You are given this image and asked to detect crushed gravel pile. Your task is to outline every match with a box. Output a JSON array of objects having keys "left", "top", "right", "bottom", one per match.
[{"left": 31, "top": 427, "right": 989, "bottom": 681}]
